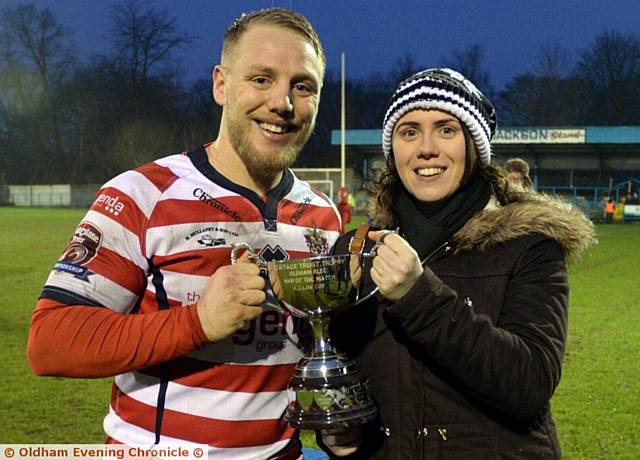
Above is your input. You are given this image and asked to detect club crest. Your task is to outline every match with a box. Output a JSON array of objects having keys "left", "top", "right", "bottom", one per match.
[{"left": 304, "top": 228, "right": 329, "bottom": 255}]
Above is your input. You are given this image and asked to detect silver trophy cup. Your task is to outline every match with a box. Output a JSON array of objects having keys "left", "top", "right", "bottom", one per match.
[{"left": 231, "top": 241, "right": 385, "bottom": 430}]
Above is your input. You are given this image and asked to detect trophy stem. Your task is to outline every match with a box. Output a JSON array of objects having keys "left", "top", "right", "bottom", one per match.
[{"left": 309, "top": 314, "right": 336, "bottom": 357}]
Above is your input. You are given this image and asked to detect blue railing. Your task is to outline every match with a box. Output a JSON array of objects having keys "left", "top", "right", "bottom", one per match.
[{"left": 538, "top": 178, "right": 640, "bottom": 221}]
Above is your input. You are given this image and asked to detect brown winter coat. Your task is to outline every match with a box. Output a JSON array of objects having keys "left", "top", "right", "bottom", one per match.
[{"left": 326, "top": 193, "right": 596, "bottom": 459}]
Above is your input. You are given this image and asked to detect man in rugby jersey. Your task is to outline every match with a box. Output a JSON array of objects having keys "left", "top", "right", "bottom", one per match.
[{"left": 28, "top": 8, "right": 340, "bottom": 459}]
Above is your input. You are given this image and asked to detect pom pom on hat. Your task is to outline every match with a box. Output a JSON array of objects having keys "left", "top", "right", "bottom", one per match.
[{"left": 382, "top": 68, "right": 497, "bottom": 165}]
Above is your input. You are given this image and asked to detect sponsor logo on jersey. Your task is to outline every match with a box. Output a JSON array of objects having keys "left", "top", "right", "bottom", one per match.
[
  {"left": 259, "top": 244, "right": 289, "bottom": 263},
  {"left": 186, "top": 291, "right": 200, "bottom": 303},
  {"left": 304, "top": 228, "right": 329, "bottom": 255},
  {"left": 185, "top": 226, "right": 238, "bottom": 244},
  {"left": 196, "top": 234, "right": 226, "bottom": 247},
  {"left": 290, "top": 196, "right": 312, "bottom": 224},
  {"left": 233, "top": 309, "right": 310, "bottom": 353},
  {"left": 95, "top": 193, "right": 126, "bottom": 216},
  {"left": 193, "top": 188, "right": 241, "bottom": 222},
  {"left": 54, "top": 221, "right": 103, "bottom": 281}
]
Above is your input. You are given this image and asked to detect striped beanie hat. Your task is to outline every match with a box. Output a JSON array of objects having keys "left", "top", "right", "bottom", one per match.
[{"left": 382, "top": 68, "right": 497, "bottom": 164}]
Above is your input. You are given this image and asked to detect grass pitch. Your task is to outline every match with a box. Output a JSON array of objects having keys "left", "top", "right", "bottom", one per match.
[{"left": 1, "top": 208, "right": 638, "bottom": 458}]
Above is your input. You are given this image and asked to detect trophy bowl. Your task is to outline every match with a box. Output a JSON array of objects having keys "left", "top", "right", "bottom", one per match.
[{"left": 231, "top": 244, "right": 380, "bottom": 430}]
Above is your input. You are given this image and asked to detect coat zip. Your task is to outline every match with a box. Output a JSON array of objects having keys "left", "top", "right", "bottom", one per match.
[
  {"left": 416, "top": 240, "right": 449, "bottom": 456},
  {"left": 420, "top": 241, "right": 451, "bottom": 266}
]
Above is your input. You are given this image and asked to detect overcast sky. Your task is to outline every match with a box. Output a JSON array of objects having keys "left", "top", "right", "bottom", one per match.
[{"left": 3, "top": 0, "right": 640, "bottom": 90}]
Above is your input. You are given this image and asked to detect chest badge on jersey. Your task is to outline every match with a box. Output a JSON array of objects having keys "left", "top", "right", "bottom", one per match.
[
  {"left": 53, "top": 221, "right": 103, "bottom": 281},
  {"left": 304, "top": 228, "right": 329, "bottom": 255}
]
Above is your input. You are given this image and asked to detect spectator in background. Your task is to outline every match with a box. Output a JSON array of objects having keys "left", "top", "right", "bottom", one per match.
[
  {"left": 337, "top": 186, "right": 353, "bottom": 230},
  {"left": 604, "top": 197, "right": 615, "bottom": 223},
  {"left": 504, "top": 157, "right": 533, "bottom": 191}
]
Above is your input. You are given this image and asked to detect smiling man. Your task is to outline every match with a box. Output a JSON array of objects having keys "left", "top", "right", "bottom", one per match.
[
  {"left": 28, "top": 8, "right": 341, "bottom": 459},
  {"left": 210, "top": 12, "right": 325, "bottom": 195}
]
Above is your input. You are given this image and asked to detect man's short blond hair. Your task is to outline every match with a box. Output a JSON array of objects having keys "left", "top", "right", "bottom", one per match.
[{"left": 222, "top": 8, "right": 325, "bottom": 73}]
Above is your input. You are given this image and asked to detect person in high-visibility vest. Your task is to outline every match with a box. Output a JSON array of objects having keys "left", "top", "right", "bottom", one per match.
[{"left": 604, "top": 198, "right": 615, "bottom": 223}]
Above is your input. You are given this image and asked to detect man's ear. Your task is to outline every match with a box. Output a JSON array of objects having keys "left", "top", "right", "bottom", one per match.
[{"left": 213, "top": 65, "right": 226, "bottom": 105}]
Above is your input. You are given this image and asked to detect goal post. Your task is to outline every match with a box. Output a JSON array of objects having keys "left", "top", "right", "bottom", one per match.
[
  {"left": 305, "top": 180, "right": 333, "bottom": 200},
  {"left": 291, "top": 167, "right": 364, "bottom": 212},
  {"left": 291, "top": 168, "right": 343, "bottom": 202}
]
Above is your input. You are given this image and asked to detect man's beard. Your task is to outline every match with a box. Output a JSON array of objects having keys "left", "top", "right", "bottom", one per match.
[{"left": 228, "top": 115, "right": 314, "bottom": 191}]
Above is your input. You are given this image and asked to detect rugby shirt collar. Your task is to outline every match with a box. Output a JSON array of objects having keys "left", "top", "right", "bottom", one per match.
[{"left": 188, "top": 146, "right": 294, "bottom": 230}]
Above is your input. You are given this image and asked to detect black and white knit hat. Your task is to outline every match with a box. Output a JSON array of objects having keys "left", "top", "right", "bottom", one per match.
[{"left": 382, "top": 68, "right": 497, "bottom": 165}]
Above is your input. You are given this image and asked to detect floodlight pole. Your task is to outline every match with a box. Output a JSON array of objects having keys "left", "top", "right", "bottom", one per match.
[{"left": 340, "top": 52, "right": 346, "bottom": 188}]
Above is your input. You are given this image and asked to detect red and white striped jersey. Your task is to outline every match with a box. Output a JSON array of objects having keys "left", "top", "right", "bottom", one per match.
[{"left": 36, "top": 146, "right": 341, "bottom": 459}]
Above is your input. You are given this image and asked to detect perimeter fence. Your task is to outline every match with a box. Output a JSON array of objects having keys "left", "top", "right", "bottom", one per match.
[{"left": 3, "top": 177, "right": 639, "bottom": 222}]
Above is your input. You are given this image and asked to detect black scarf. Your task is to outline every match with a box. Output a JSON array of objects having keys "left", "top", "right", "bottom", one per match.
[{"left": 395, "top": 173, "right": 491, "bottom": 259}]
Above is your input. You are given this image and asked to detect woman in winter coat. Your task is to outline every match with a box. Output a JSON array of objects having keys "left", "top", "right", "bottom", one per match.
[{"left": 318, "top": 68, "right": 597, "bottom": 459}]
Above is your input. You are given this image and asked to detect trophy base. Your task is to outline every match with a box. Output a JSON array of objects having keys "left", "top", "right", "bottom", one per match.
[
  {"left": 285, "top": 367, "right": 378, "bottom": 430},
  {"left": 286, "top": 401, "right": 378, "bottom": 430}
]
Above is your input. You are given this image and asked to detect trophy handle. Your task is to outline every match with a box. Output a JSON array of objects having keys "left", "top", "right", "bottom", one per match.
[
  {"left": 368, "top": 228, "right": 396, "bottom": 254},
  {"left": 353, "top": 285, "right": 379, "bottom": 305},
  {"left": 230, "top": 242, "right": 263, "bottom": 266},
  {"left": 352, "top": 229, "right": 398, "bottom": 305},
  {"left": 231, "top": 242, "right": 287, "bottom": 312}
]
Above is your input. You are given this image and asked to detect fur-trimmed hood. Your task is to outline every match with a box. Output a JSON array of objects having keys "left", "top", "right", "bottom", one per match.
[{"left": 454, "top": 192, "right": 597, "bottom": 263}]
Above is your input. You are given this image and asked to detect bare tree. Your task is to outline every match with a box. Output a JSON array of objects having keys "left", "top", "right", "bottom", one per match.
[
  {"left": 0, "top": 3, "right": 74, "bottom": 182},
  {"left": 498, "top": 41, "right": 586, "bottom": 127},
  {"left": 576, "top": 30, "right": 640, "bottom": 124},
  {"left": 387, "top": 53, "right": 422, "bottom": 88},
  {"left": 107, "top": 0, "right": 192, "bottom": 85},
  {"left": 109, "top": 119, "right": 175, "bottom": 174},
  {"left": 532, "top": 42, "right": 581, "bottom": 125},
  {"left": 0, "top": 4, "right": 73, "bottom": 91},
  {"left": 498, "top": 71, "right": 582, "bottom": 126},
  {"left": 498, "top": 74, "right": 538, "bottom": 126},
  {"left": 535, "top": 41, "right": 573, "bottom": 80},
  {"left": 440, "top": 45, "right": 494, "bottom": 99}
]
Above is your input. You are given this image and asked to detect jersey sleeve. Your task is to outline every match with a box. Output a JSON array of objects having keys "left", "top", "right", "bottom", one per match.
[
  {"left": 40, "top": 169, "right": 155, "bottom": 312},
  {"left": 28, "top": 298, "right": 209, "bottom": 377},
  {"left": 29, "top": 165, "right": 209, "bottom": 377}
]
